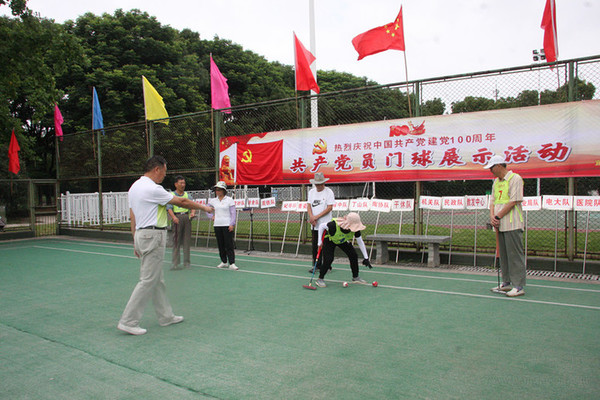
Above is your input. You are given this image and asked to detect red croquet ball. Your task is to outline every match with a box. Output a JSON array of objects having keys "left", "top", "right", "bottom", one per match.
[{"left": 372, "top": 281, "right": 378, "bottom": 287}]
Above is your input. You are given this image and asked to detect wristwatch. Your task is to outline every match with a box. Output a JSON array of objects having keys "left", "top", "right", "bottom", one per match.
[{"left": 494, "top": 215, "right": 501, "bottom": 221}]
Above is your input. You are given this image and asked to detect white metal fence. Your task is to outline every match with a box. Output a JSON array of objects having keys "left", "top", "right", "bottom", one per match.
[
  {"left": 60, "top": 192, "right": 129, "bottom": 226},
  {"left": 59, "top": 188, "right": 261, "bottom": 226}
]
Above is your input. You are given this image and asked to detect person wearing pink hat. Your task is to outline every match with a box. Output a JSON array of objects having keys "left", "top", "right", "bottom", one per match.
[{"left": 315, "top": 212, "right": 372, "bottom": 287}]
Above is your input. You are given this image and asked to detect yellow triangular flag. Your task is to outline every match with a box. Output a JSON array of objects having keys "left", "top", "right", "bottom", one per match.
[{"left": 142, "top": 76, "right": 169, "bottom": 125}]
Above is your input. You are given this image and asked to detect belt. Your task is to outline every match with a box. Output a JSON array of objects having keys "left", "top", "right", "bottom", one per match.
[
  {"left": 174, "top": 212, "right": 189, "bottom": 215},
  {"left": 139, "top": 226, "right": 167, "bottom": 230}
]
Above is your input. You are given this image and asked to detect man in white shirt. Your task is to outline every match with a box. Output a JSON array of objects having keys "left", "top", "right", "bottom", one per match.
[
  {"left": 118, "top": 156, "right": 212, "bottom": 335},
  {"left": 307, "top": 172, "right": 335, "bottom": 273}
]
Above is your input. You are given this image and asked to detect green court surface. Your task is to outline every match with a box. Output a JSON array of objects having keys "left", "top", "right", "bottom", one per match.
[{"left": 1, "top": 237, "right": 599, "bottom": 399}]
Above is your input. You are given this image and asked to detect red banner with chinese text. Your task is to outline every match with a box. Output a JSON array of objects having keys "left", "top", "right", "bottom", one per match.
[{"left": 219, "top": 100, "right": 600, "bottom": 185}]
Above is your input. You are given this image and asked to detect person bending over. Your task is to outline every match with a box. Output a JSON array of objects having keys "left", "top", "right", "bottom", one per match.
[{"left": 315, "top": 212, "right": 372, "bottom": 288}]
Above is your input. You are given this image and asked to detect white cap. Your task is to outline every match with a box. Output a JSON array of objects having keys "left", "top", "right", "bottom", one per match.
[{"left": 484, "top": 155, "right": 506, "bottom": 169}]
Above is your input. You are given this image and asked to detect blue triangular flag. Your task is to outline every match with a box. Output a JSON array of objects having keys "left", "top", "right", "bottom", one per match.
[{"left": 92, "top": 87, "right": 104, "bottom": 134}]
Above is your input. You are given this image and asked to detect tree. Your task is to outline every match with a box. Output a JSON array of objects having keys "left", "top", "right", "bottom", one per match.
[
  {"left": 451, "top": 96, "right": 496, "bottom": 113},
  {"left": 0, "top": 0, "right": 27, "bottom": 16},
  {"left": 0, "top": 14, "right": 86, "bottom": 177},
  {"left": 420, "top": 98, "right": 445, "bottom": 116},
  {"left": 451, "top": 80, "right": 596, "bottom": 114},
  {"left": 541, "top": 78, "right": 596, "bottom": 105}
]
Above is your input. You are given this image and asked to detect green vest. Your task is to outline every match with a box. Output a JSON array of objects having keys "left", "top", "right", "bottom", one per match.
[
  {"left": 325, "top": 219, "right": 354, "bottom": 245},
  {"left": 157, "top": 205, "right": 168, "bottom": 228},
  {"left": 172, "top": 191, "right": 189, "bottom": 213},
  {"left": 493, "top": 172, "right": 523, "bottom": 223}
]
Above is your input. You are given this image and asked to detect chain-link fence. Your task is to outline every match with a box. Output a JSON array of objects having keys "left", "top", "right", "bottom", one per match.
[
  {"left": 0, "top": 179, "right": 31, "bottom": 232},
  {"left": 0, "top": 179, "right": 58, "bottom": 237},
  {"left": 42, "top": 55, "right": 600, "bottom": 265}
]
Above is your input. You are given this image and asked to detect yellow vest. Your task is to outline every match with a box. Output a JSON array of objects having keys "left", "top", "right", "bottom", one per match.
[
  {"left": 493, "top": 172, "right": 523, "bottom": 223},
  {"left": 172, "top": 191, "right": 189, "bottom": 213},
  {"left": 157, "top": 205, "right": 168, "bottom": 228},
  {"left": 325, "top": 219, "right": 355, "bottom": 244}
]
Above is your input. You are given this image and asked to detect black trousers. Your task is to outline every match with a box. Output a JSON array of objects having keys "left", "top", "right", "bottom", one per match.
[
  {"left": 214, "top": 226, "right": 235, "bottom": 264},
  {"left": 319, "top": 237, "right": 359, "bottom": 279}
]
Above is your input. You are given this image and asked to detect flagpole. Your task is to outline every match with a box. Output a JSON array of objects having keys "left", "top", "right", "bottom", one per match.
[
  {"left": 211, "top": 108, "right": 215, "bottom": 147},
  {"left": 292, "top": 35, "right": 300, "bottom": 128},
  {"left": 309, "top": 0, "right": 318, "bottom": 128},
  {"left": 91, "top": 88, "right": 97, "bottom": 161},
  {"left": 295, "top": 91, "right": 300, "bottom": 128},
  {"left": 551, "top": 0, "right": 558, "bottom": 60},
  {"left": 209, "top": 53, "right": 215, "bottom": 148},
  {"left": 403, "top": 52, "right": 412, "bottom": 118},
  {"left": 141, "top": 76, "right": 150, "bottom": 157}
]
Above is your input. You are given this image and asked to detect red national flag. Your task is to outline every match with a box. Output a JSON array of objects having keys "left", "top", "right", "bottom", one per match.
[
  {"left": 54, "top": 104, "right": 64, "bottom": 141},
  {"left": 236, "top": 140, "right": 283, "bottom": 185},
  {"left": 8, "top": 129, "right": 20, "bottom": 175},
  {"left": 294, "top": 33, "right": 320, "bottom": 93},
  {"left": 352, "top": 6, "right": 405, "bottom": 60},
  {"left": 541, "top": 0, "right": 558, "bottom": 64}
]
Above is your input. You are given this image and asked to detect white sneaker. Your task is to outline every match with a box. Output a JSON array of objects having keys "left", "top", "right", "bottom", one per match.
[
  {"left": 117, "top": 323, "right": 147, "bottom": 335},
  {"left": 506, "top": 288, "right": 525, "bottom": 297},
  {"left": 315, "top": 279, "right": 327, "bottom": 287},
  {"left": 160, "top": 315, "right": 184, "bottom": 326},
  {"left": 352, "top": 277, "right": 369, "bottom": 285},
  {"left": 228, "top": 264, "right": 239, "bottom": 270},
  {"left": 491, "top": 284, "right": 512, "bottom": 292},
  {"left": 217, "top": 262, "right": 228, "bottom": 268}
]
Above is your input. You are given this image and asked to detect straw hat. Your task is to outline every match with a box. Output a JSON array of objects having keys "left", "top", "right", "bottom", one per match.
[
  {"left": 309, "top": 172, "right": 329, "bottom": 185},
  {"left": 484, "top": 155, "right": 507, "bottom": 169},
  {"left": 338, "top": 212, "right": 366, "bottom": 232}
]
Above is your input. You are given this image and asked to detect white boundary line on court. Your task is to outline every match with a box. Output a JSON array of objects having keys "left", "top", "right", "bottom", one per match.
[
  {"left": 30, "top": 244, "right": 600, "bottom": 311},
  {"left": 30, "top": 241, "right": 600, "bottom": 293},
  {"left": 30, "top": 242, "right": 600, "bottom": 293}
]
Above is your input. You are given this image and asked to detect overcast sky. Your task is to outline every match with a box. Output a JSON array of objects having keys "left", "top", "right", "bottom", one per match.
[{"left": 4, "top": 0, "right": 600, "bottom": 85}]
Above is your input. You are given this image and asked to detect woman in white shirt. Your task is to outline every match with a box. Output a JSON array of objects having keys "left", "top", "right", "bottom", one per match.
[{"left": 208, "top": 181, "right": 238, "bottom": 270}]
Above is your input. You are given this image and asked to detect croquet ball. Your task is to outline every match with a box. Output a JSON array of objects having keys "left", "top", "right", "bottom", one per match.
[
  {"left": 372, "top": 281, "right": 378, "bottom": 287},
  {"left": 342, "top": 281, "right": 349, "bottom": 288}
]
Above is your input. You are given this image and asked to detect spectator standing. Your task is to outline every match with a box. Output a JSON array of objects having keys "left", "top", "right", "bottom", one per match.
[
  {"left": 486, "top": 155, "right": 526, "bottom": 297},
  {"left": 307, "top": 172, "right": 335, "bottom": 273},
  {"left": 208, "top": 181, "right": 238, "bottom": 270},
  {"left": 167, "top": 175, "right": 196, "bottom": 270}
]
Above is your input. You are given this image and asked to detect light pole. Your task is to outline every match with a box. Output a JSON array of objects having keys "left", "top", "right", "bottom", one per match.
[
  {"left": 532, "top": 49, "right": 546, "bottom": 62},
  {"left": 532, "top": 49, "right": 545, "bottom": 196}
]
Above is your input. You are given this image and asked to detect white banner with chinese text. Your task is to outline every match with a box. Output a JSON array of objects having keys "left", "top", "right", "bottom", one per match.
[{"left": 219, "top": 100, "right": 600, "bottom": 184}]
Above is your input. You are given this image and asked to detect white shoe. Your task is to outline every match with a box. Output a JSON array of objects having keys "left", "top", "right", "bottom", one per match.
[
  {"left": 228, "top": 264, "right": 239, "bottom": 270},
  {"left": 506, "top": 288, "right": 525, "bottom": 297},
  {"left": 315, "top": 279, "right": 327, "bottom": 287},
  {"left": 217, "top": 262, "right": 228, "bottom": 268},
  {"left": 491, "top": 284, "right": 512, "bottom": 292},
  {"left": 160, "top": 315, "right": 184, "bottom": 326},
  {"left": 117, "top": 323, "right": 147, "bottom": 335}
]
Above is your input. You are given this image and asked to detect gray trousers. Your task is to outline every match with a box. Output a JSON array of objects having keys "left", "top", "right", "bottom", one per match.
[
  {"left": 119, "top": 229, "right": 175, "bottom": 327},
  {"left": 498, "top": 229, "right": 526, "bottom": 288},
  {"left": 172, "top": 213, "right": 192, "bottom": 267}
]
